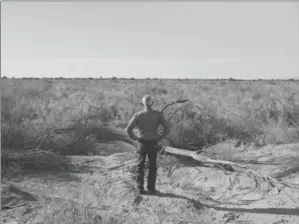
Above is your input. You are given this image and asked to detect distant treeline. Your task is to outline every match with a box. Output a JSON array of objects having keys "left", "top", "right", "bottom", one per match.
[{"left": 1, "top": 76, "right": 298, "bottom": 82}]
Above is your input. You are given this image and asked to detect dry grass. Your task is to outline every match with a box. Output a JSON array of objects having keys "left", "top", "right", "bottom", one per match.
[
  {"left": 1, "top": 80, "right": 298, "bottom": 161},
  {"left": 1, "top": 148, "right": 68, "bottom": 174},
  {"left": 2, "top": 78, "right": 298, "bottom": 150},
  {"left": 1, "top": 78, "right": 299, "bottom": 176}
]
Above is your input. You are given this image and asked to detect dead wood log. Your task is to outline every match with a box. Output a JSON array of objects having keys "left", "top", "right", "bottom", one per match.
[{"left": 163, "top": 146, "right": 247, "bottom": 172}]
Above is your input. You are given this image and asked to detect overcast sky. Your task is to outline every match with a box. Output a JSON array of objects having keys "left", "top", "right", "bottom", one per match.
[{"left": 2, "top": 2, "right": 299, "bottom": 79}]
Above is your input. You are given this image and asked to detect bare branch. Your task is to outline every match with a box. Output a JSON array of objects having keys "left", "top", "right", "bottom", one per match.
[{"left": 161, "top": 99, "right": 189, "bottom": 114}]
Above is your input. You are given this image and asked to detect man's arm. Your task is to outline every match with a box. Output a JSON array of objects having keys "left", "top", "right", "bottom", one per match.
[
  {"left": 158, "top": 113, "right": 170, "bottom": 141},
  {"left": 126, "top": 113, "right": 139, "bottom": 141}
]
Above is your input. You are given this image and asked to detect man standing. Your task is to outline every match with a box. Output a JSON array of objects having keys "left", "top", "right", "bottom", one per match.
[{"left": 126, "top": 95, "right": 169, "bottom": 195}]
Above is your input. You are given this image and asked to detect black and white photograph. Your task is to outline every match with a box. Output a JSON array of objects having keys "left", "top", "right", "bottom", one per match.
[{"left": 1, "top": 1, "right": 299, "bottom": 224}]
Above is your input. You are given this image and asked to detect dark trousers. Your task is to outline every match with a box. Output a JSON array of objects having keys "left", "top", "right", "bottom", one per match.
[{"left": 136, "top": 140, "right": 158, "bottom": 191}]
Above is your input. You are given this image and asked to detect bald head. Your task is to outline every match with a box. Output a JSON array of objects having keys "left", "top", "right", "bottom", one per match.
[{"left": 142, "top": 95, "right": 154, "bottom": 108}]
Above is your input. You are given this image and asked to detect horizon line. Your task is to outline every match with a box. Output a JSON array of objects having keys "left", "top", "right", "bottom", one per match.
[{"left": 2, "top": 77, "right": 298, "bottom": 81}]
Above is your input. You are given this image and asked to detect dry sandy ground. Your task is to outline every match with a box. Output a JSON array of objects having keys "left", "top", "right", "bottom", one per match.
[{"left": 1, "top": 141, "right": 299, "bottom": 224}]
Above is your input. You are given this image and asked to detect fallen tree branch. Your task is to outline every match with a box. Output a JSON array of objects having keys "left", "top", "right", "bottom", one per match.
[
  {"left": 36, "top": 126, "right": 136, "bottom": 150},
  {"left": 163, "top": 146, "right": 246, "bottom": 172},
  {"left": 161, "top": 99, "right": 189, "bottom": 114}
]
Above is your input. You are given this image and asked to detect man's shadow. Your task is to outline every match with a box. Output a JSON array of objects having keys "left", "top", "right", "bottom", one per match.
[
  {"left": 149, "top": 191, "right": 205, "bottom": 209},
  {"left": 144, "top": 191, "right": 299, "bottom": 216}
]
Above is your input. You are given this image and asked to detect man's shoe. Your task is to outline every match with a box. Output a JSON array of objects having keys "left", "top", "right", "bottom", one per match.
[
  {"left": 147, "top": 189, "right": 158, "bottom": 195},
  {"left": 139, "top": 189, "right": 147, "bottom": 195}
]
